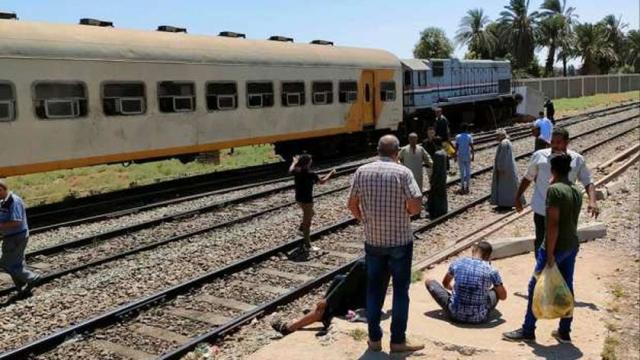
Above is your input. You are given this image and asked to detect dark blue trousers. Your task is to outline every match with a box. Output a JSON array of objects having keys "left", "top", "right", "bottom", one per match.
[
  {"left": 365, "top": 242, "right": 413, "bottom": 344},
  {"left": 523, "top": 247, "right": 578, "bottom": 335}
]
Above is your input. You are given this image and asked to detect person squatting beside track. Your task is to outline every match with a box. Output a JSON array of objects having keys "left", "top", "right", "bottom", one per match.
[
  {"left": 0, "top": 179, "right": 40, "bottom": 297},
  {"left": 515, "top": 127, "right": 599, "bottom": 254},
  {"left": 348, "top": 135, "right": 425, "bottom": 354},
  {"left": 289, "top": 154, "right": 335, "bottom": 254}
]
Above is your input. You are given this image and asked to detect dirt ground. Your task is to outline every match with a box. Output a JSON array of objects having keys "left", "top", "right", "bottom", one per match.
[{"left": 248, "top": 164, "right": 640, "bottom": 360}]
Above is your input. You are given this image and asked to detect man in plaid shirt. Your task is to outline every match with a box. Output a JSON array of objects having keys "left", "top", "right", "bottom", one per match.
[
  {"left": 348, "top": 135, "right": 424, "bottom": 354},
  {"left": 425, "top": 241, "right": 507, "bottom": 324}
]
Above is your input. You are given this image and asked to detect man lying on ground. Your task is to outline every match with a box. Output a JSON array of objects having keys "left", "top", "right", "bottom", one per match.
[
  {"left": 271, "top": 259, "right": 366, "bottom": 335},
  {"left": 425, "top": 241, "right": 507, "bottom": 324}
]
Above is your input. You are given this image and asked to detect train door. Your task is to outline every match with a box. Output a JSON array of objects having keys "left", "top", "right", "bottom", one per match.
[{"left": 362, "top": 71, "right": 375, "bottom": 126}]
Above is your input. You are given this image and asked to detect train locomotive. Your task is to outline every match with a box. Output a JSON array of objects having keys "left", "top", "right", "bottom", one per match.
[{"left": 0, "top": 15, "right": 515, "bottom": 177}]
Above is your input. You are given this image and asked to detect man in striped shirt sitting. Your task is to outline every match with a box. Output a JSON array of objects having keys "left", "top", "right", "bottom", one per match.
[{"left": 348, "top": 135, "right": 424, "bottom": 354}]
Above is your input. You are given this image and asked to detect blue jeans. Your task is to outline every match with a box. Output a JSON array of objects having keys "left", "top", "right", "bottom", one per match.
[
  {"left": 365, "top": 242, "right": 413, "bottom": 344},
  {"left": 458, "top": 159, "right": 471, "bottom": 189},
  {"left": 523, "top": 247, "right": 578, "bottom": 335}
]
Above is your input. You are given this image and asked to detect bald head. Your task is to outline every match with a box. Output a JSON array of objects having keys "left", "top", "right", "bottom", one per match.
[{"left": 377, "top": 135, "right": 400, "bottom": 158}]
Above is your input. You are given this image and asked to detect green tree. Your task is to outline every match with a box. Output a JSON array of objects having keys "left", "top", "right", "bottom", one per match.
[
  {"left": 574, "top": 23, "right": 616, "bottom": 74},
  {"left": 599, "top": 14, "right": 628, "bottom": 69},
  {"left": 455, "top": 8, "right": 496, "bottom": 59},
  {"left": 538, "top": 0, "right": 578, "bottom": 76},
  {"left": 499, "top": 0, "right": 540, "bottom": 69},
  {"left": 626, "top": 30, "right": 640, "bottom": 72},
  {"left": 485, "top": 22, "right": 510, "bottom": 59},
  {"left": 413, "top": 27, "right": 454, "bottom": 59}
]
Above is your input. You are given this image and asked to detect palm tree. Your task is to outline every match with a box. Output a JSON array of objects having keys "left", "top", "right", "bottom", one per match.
[
  {"left": 499, "top": 0, "right": 540, "bottom": 70},
  {"left": 574, "top": 23, "right": 616, "bottom": 74},
  {"left": 626, "top": 30, "right": 640, "bottom": 71},
  {"left": 455, "top": 8, "right": 496, "bottom": 59},
  {"left": 600, "top": 15, "right": 628, "bottom": 67},
  {"left": 539, "top": 0, "right": 578, "bottom": 76}
]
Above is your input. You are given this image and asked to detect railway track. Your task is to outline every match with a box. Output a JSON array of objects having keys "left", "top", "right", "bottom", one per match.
[
  {"left": 2, "top": 107, "right": 636, "bottom": 299},
  {"left": 26, "top": 101, "right": 639, "bottom": 234},
  {"left": 1, "top": 110, "right": 637, "bottom": 359}
]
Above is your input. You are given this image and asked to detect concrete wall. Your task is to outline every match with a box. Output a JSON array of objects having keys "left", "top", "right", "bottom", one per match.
[{"left": 514, "top": 74, "right": 640, "bottom": 100}]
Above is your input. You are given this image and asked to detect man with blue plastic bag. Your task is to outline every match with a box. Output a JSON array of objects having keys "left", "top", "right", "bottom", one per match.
[{"left": 503, "top": 153, "right": 582, "bottom": 344}]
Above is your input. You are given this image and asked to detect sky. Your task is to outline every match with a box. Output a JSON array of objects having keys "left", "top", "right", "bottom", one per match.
[{"left": 2, "top": 0, "right": 638, "bottom": 63}]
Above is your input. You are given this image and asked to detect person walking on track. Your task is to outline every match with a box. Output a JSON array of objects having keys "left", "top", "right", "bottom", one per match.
[
  {"left": 454, "top": 123, "right": 474, "bottom": 194},
  {"left": 490, "top": 129, "right": 523, "bottom": 209},
  {"left": 399, "top": 132, "right": 432, "bottom": 193},
  {"left": 0, "top": 179, "right": 40, "bottom": 297},
  {"left": 348, "top": 135, "right": 425, "bottom": 354},
  {"left": 289, "top": 154, "right": 335, "bottom": 254},
  {"left": 532, "top": 111, "right": 553, "bottom": 151}
]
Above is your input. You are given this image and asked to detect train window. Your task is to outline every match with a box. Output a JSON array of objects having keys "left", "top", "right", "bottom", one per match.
[
  {"left": 281, "top": 82, "right": 305, "bottom": 107},
  {"left": 339, "top": 81, "right": 357, "bottom": 103},
  {"left": 418, "top": 71, "right": 427, "bottom": 86},
  {"left": 33, "top": 82, "right": 88, "bottom": 119},
  {"left": 158, "top": 81, "right": 195, "bottom": 113},
  {"left": 312, "top": 82, "right": 333, "bottom": 105},
  {"left": 0, "top": 82, "right": 16, "bottom": 122},
  {"left": 246, "top": 82, "right": 274, "bottom": 108},
  {"left": 404, "top": 71, "right": 412, "bottom": 87},
  {"left": 432, "top": 61, "right": 444, "bottom": 77},
  {"left": 102, "top": 82, "right": 146, "bottom": 116},
  {"left": 380, "top": 81, "right": 396, "bottom": 102},
  {"left": 206, "top": 82, "right": 237, "bottom": 111}
]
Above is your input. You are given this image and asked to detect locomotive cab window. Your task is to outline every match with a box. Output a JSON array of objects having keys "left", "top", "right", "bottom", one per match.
[
  {"left": 34, "top": 82, "right": 88, "bottom": 120},
  {"left": 158, "top": 81, "right": 195, "bottom": 113},
  {"left": 380, "top": 81, "right": 396, "bottom": 102},
  {"left": 0, "top": 82, "right": 16, "bottom": 122},
  {"left": 246, "top": 82, "right": 274, "bottom": 108},
  {"left": 282, "top": 82, "right": 305, "bottom": 107},
  {"left": 338, "top": 81, "right": 358, "bottom": 103},
  {"left": 102, "top": 82, "right": 146, "bottom": 116},
  {"left": 432, "top": 61, "right": 444, "bottom": 77},
  {"left": 404, "top": 71, "right": 412, "bottom": 87},
  {"left": 206, "top": 82, "right": 237, "bottom": 111},
  {"left": 312, "top": 82, "right": 333, "bottom": 105}
]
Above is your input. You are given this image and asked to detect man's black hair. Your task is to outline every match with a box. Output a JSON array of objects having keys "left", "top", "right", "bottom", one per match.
[
  {"left": 552, "top": 127, "right": 570, "bottom": 141},
  {"left": 460, "top": 123, "right": 469, "bottom": 132},
  {"left": 539, "top": 111, "right": 545, "bottom": 117},
  {"left": 297, "top": 153, "right": 312, "bottom": 168},
  {"left": 550, "top": 153, "right": 572, "bottom": 178},
  {"left": 473, "top": 241, "right": 493, "bottom": 260}
]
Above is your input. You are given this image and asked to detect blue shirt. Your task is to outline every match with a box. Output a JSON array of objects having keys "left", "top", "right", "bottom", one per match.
[
  {"left": 455, "top": 133, "right": 473, "bottom": 162},
  {"left": 533, "top": 117, "right": 553, "bottom": 143},
  {"left": 0, "top": 193, "right": 29, "bottom": 237},
  {"left": 448, "top": 257, "right": 502, "bottom": 323}
]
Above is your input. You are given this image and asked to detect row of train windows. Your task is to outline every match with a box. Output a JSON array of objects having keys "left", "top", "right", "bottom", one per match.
[{"left": 0, "top": 80, "right": 397, "bottom": 121}]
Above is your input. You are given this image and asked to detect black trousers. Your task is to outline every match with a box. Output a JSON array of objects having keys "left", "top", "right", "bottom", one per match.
[{"left": 534, "top": 213, "right": 545, "bottom": 253}]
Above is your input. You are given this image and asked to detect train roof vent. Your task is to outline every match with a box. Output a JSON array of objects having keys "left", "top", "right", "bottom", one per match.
[
  {"left": 268, "top": 35, "right": 294, "bottom": 43},
  {"left": 79, "top": 18, "right": 114, "bottom": 27},
  {"left": 157, "top": 25, "right": 187, "bottom": 33},
  {"left": 219, "top": 31, "right": 246, "bottom": 39},
  {"left": 0, "top": 12, "right": 18, "bottom": 20},
  {"left": 310, "top": 40, "right": 334, "bottom": 46}
]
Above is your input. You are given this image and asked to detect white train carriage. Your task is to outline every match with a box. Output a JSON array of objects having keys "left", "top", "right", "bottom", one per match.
[
  {"left": 401, "top": 58, "right": 514, "bottom": 130},
  {"left": 0, "top": 19, "right": 402, "bottom": 177}
]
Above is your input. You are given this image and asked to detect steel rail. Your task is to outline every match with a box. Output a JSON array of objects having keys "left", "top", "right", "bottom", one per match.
[
  {"left": 2, "top": 116, "right": 636, "bottom": 360},
  {"left": 27, "top": 102, "right": 638, "bottom": 233},
  {"left": 158, "top": 121, "right": 640, "bottom": 360},
  {"left": 5, "top": 114, "right": 637, "bottom": 298}
]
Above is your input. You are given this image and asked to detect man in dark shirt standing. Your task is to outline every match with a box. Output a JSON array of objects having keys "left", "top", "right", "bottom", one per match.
[
  {"left": 544, "top": 97, "right": 555, "bottom": 125},
  {"left": 503, "top": 154, "right": 582, "bottom": 344},
  {"left": 289, "top": 154, "right": 335, "bottom": 253},
  {"left": 434, "top": 107, "right": 451, "bottom": 172}
]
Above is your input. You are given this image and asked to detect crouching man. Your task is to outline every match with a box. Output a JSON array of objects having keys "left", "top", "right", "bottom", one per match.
[{"left": 425, "top": 241, "right": 507, "bottom": 323}]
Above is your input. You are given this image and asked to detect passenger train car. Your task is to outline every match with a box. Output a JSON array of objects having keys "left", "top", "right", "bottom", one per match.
[{"left": 0, "top": 16, "right": 513, "bottom": 177}]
